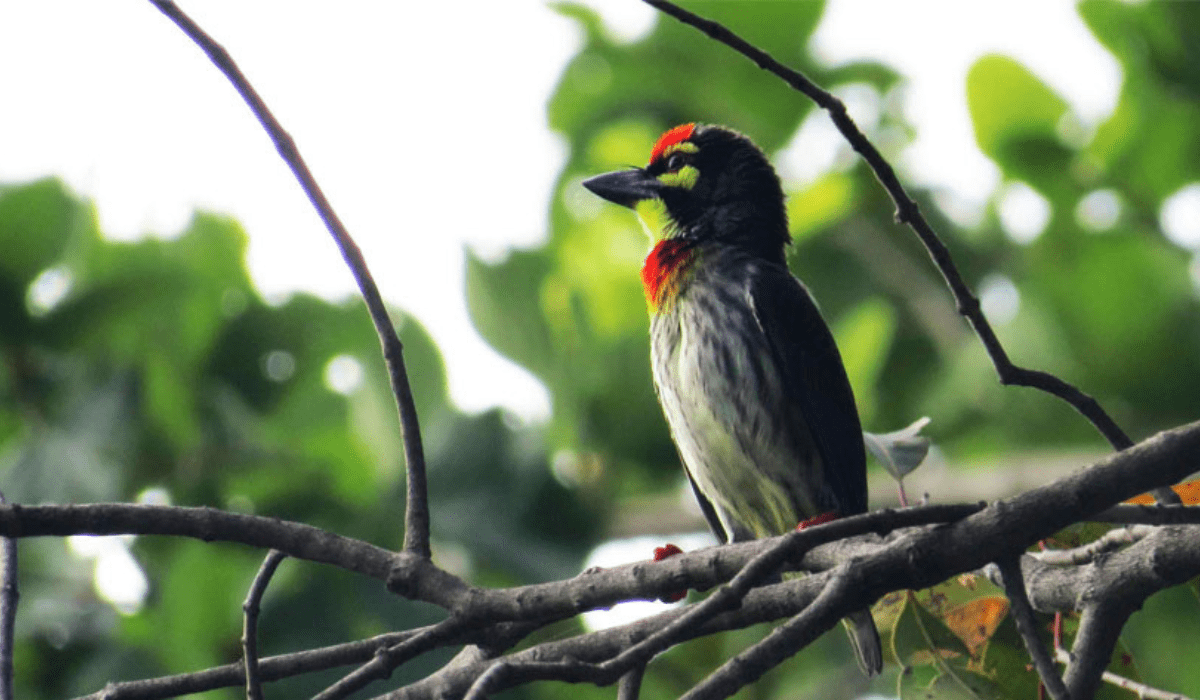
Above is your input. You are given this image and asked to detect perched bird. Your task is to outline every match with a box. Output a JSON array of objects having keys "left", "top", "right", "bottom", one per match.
[{"left": 583, "top": 123, "right": 883, "bottom": 676}]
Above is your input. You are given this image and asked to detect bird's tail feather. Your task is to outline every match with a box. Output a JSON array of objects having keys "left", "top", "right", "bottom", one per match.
[{"left": 842, "top": 608, "right": 883, "bottom": 677}]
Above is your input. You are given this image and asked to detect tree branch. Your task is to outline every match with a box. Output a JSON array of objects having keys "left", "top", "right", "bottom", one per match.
[
  {"left": 3, "top": 422, "right": 1194, "bottom": 695},
  {"left": 1068, "top": 597, "right": 1137, "bottom": 700},
  {"left": 681, "top": 562, "right": 860, "bottom": 700},
  {"left": 1033, "top": 524, "right": 1156, "bottom": 565},
  {"left": 243, "top": 550, "right": 286, "bottom": 700},
  {"left": 997, "top": 526, "right": 1200, "bottom": 617},
  {"left": 0, "top": 493, "right": 15, "bottom": 700},
  {"left": 384, "top": 422, "right": 1200, "bottom": 699},
  {"left": 0, "top": 504, "right": 397, "bottom": 581},
  {"left": 5, "top": 424, "right": 1196, "bottom": 698},
  {"left": 1090, "top": 504, "right": 1200, "bottom": 525},
  {"left": 639, "top": 0, "right": 1181, "bottom": 506},
  {"left": 996, "top": 556, "right": 1068, "bottom": 700},
  {"left": 617, "top": 665, "right": 645, "bottom": 700},
  {"left": 78, "top": 415, "right": 1170, "bottom": 700},
  {"left": 313, "top": 618, "right": 479, "bottom": 700},
  {"left": 984, "top": 526, "right": 1200, "bottom": 700},
  {"left": 385, "top": 573, "right": 835, "bottom": 700},
  {"left": 1055, "top": 649, "right": 1195, "bottom": 700},
  {"left": 146, "top": 0, "right": 435, "bottom": 555},
  {"left": 71, "top": 629, "right": 428, "bottom": 700}
]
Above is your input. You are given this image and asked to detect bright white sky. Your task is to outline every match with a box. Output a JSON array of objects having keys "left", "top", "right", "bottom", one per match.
[{"left": 0, "top": 1, "right": 1120, "bottom": 419}]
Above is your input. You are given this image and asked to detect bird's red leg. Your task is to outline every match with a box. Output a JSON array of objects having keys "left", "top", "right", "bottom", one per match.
[
  {"left": 652, "top": 544, "right": 687, "bottom": 602},
  {"left": 796, "top": 511, "right": 839, "bottom": 530}
]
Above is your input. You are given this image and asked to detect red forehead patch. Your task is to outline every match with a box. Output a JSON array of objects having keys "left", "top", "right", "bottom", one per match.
[{"left": 649, "top": 123, "right": 696, "bottom": 164}]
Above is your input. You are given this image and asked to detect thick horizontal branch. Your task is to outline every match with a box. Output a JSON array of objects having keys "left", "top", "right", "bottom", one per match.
[
  {"left": 386, "top": 572, "right": 835, "bottom": 700},
  {"left": 0, "top": 504, "right": 397, "bottom": 581},
  {"left": 388, "top": 504, "right": 981, "bottom": 617},
  {"left": 384, "top": 422, "right": 1200, "bottom": 699},
  {"left": 389, "top": 524, "right": 1200, "bottom": 700},
  {"left": 15, "top": 424, "right": 1199, "bottom": 700},
  {"left": 8, "top": 422, "right": 1196, "bottom": 655}
]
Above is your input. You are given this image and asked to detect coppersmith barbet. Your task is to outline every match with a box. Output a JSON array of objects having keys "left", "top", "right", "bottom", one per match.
[{"left": 584, "top": 123, "right": 883, "bottom": 675}]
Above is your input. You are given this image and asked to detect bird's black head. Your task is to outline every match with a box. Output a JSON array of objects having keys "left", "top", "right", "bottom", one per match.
[{"left": 583, "top": 124, "right": 789, "bottom": 261}]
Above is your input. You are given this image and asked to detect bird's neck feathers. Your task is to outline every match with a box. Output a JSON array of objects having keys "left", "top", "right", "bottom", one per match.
[{"left": 642, "top": 238, "right": 699, "bottom": 312}]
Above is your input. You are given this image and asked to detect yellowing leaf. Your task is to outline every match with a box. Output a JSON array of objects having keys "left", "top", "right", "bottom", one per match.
[
  {"left": 943, "top": 597, "right": 1010, "bottom": 657},
  {"left": 1126, "top": 477, "right": 1200, "bottom": 505}
]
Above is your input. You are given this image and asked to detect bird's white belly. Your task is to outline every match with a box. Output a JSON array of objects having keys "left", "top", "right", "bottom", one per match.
[{"left": 651, "top": 305, "right": 817, "bottom": 540}]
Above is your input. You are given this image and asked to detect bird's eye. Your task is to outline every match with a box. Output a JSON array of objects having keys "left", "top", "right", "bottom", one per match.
[{"left": 665, "top": 153, "right": 687, "bottom": 172}]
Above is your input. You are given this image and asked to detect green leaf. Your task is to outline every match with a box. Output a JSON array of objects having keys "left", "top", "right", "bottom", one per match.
[
  {"left": 979, "top": 614, "right": 1042, "bottom": 699},
  {"left": 834, "top": 296, "right": 896, "bottom": 423},
  {"left": 967, "top": 55, "right": 1072, "bottom": 194},
  {"left": 549, "top": 0, "right": 824, "bottom": 150},
  {"left": 787, "top": 173, "right": 857, "bottom": 243},
  {"left": 898, "top": 661, "right": 942, "bottom": 700},
  {"left": 0, "top": 179, "right": 79, "bottom": 290},
  {"left": 466, "top": 249, "right": 555, "bottom": 379},
  {"left": 1081, "top": 0, "right": 1200, "bottom": 202},
  {"left": 967, "top": 55, "right": 1068, "bottom": 159},
  {"left": 925, "top": 665, "right": 1005, "bottom": 700},
  {"left": 143, "top": 540, "right": 250, "bottom": 672}
]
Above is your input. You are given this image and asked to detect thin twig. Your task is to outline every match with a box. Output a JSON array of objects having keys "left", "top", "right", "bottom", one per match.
[
  {"left": 70, "top": 629, "right": 427, "bottom": 700},
  {"left": 638, "top": 0, "right": 1181, "bottom": 506},
  {"left": 1055, "top": 649, "right": 1193, "bottom": 700},
  {"left": 997, "top": 557, "right": 1069, "bottom": 700},
  {"left": 598, "top": 528, "right": 825, "bottom": 672},
  {"left": 243, "top": 550, "right": 287, "bottom": 700},
  {"left": 313, "top": 618, "right": 476, "bottom": 700},
  {"left": 1033, "top": 525, "right": 1156, "bottom": 566},
  {"left": 146, "top": 0, "right": 435, "bottom": 554},
  {"left": 0, "top": 493, "right": 15, "bottom": 700},
  {"left": 681, "top": 562, "right": 858, "bottom": 700}
]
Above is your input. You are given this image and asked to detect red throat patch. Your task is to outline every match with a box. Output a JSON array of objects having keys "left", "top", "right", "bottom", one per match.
[
  {"left": 642, "top": 239, "right": 696, "bottom": 310},
  {"left": 649, "top": 123, "right": 696, "bottom": 165}
]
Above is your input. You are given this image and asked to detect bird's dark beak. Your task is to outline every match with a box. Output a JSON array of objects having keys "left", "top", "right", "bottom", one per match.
[{"left": 582, "top": 169, "right": 662, "bottom": 209}]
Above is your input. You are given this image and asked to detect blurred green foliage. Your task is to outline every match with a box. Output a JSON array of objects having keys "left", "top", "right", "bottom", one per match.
[
  {"left": 2, "top": 0, "right": 1200, "bottom": 698},
  {"left": 0, "top": 179, "right": 596, "bottom": 697}
]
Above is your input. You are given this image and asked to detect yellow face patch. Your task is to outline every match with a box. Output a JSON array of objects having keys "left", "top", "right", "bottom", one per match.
[
  {"left": 659, "top": 164, "right": 698, "bottom": 190},
  {"left": 634, "top": 198, "right": 673, "bottom": 242},
  {"left": 634, "top": 141, "right": 699, "bottom": 241},
  {"left": 662, "top": 141, "right": 698, "bottom": 156}
]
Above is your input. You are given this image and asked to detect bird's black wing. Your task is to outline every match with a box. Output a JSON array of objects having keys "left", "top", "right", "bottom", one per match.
[
  {"left": 748, "top": 265, "right": 868, "bottom": 515},
  {"left": 685, "top": 469, "right": 729, "bottom": 544}
]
